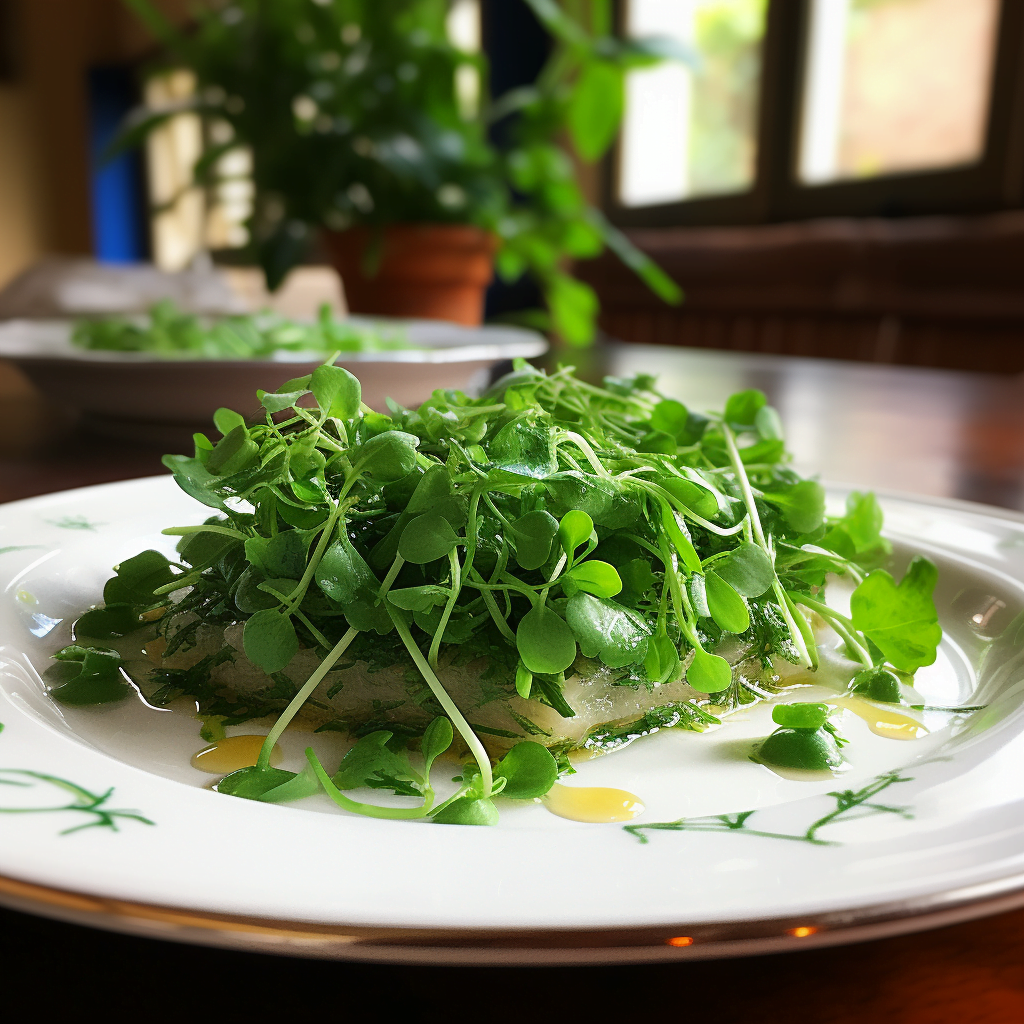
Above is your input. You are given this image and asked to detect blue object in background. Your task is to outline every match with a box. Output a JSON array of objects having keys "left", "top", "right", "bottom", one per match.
[{"left": 87, "top": 66, "right": 149, "bottom": 263}]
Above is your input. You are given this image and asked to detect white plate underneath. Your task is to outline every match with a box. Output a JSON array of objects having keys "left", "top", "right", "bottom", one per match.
[{"left": 2, "top": 477, "right": 1024, "bottom": 965}]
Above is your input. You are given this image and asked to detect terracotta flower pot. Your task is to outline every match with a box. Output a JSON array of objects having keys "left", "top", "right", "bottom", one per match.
[{"left": 323, "top": 223, "right": 497, "bottom": 326}]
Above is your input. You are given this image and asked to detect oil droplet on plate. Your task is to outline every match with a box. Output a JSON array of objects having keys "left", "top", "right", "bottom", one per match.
[
  {"left": 191, "top": 735, "right": 282, "bottom": 774},
  {"left": 543, "top": 783, "right": 644, "bottom": 823},
  {"left": 835, "top": 697, "right": 929, "bottom": 741}
]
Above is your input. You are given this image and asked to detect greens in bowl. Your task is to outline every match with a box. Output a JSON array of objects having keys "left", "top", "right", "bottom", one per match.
[
  {"left": 48, "top": 359, "right": 942, "bottom": 826},
  {"left": 72, "top": 300, "right": 407, "bottom": 359}
]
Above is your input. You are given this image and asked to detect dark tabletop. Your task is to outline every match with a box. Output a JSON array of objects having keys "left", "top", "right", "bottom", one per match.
[{"left": 3, "top": 343, "right": 1024, "bottom": 1022}]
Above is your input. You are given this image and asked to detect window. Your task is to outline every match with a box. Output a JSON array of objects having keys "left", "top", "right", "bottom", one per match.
[
  {"left": 609, "top": 0, "right": 1024, "bottom": 228},
  {"left": 798, "top": 0, "right": 1000, "bottom": 185},
  {"left": 619, "top": 0, "right": 767, "bottom": 208}
]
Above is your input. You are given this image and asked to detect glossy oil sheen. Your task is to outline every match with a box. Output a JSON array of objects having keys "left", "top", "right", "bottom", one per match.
[
  {"left": 835, "top": 697, "right": 929, "bottom": 741},
  {"left": 191, "top": 735, "right": 282, "bottom": 774},
  {"left": 543, "top": 783, "right": 645, "bottom": 823}
]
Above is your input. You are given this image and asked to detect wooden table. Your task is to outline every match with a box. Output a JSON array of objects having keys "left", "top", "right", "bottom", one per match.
[{"left": 3, "top": 344, "right": 1024, "bottom": 1022}]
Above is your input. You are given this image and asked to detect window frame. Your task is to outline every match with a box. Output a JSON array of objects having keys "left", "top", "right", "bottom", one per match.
[{"left": 605, "top": 0, "right": 1024, "bottom": 229}]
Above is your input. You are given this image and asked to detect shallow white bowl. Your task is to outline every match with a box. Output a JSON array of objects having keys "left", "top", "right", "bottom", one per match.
[{"left": 0, "top": 316, "right": 547, "bottom": 442}]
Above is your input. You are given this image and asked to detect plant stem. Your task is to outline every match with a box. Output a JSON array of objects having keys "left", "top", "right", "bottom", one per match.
[
  {"left": 257, "top": 626, "right": 359, "bottom": 770},
  {"left": 389, "top": 609, "right": 493, "bottom": 798}
]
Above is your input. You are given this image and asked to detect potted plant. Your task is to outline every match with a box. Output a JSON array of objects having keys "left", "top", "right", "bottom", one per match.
[{"left": 121, "top": 0, "right": 686, "bottom": 343}]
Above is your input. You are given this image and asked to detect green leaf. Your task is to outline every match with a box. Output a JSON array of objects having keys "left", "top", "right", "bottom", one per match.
[
  {"left": 755, "top": 405, "right": 784, "bottom": 441},
  {"left": 644, "top": 633, "right": 680, "bottom": 685},
  {"left": 565, "top": 593, "right": 650, "bottom": 668},
  {"left": 516, "top": 605, "right": 578, "bottom": 674},
  {"left": 353, "top": 430, "right": 420, "bottom": 482},
  {"left": 74, "top": 604, "right": 139, "bottom": 640},
  {"left": 398, "top": 513, "right": 459, "bottom": 563},
  {"left": 515, "top": 661, "right": 533, "bottom": 699},
  {"left": 546, "top": 472, "right": 642, "bottom": 529},
  {"left": 686, "top": 648, "right": 732, "bottom": 693},
  {"left": 421, "top": 717, "right": 454, "bottom": 775},
  {"left": 849, "top": 556, "right": 942, "bottom": 672},
  {"left": 724, "top": 389, "right": 767, "bottom": 427},
  {"left": 217, "top": 766, "right": 297, "bottom": 801},
  {"left": 660, "top": 505, "right": 702, "bottom": 573},
  {"left": 510, "top": 510, "right": 559, "bottom": 571},
  {"left": 566, "top": 560, "right": 622, "bottom": 598},
  {"left": 494, "top": 741, "right": 557, "bottom": 799},
  {"left": 772, "top": 702, "right": 830, "bottom": 730},
  {"left": 715, "top": 542, "right": 774, "bottom": 598},
  {"left": 432, "top": 796, "right": 499, "bottom": 826},
  {"left": 490, "top": 416, "right": 557, "bottom": 479},
  {"left": 558, "top": 509, "right": 594, "bottom": 558},
  {"left": 259, "top": 388, "right": 308, "bottom": 413},
  {"left": 547, "top": 274, "right": 599, "bottom": 347},
  {"left": 333, "top": 731, "right": 417, "bottom": 791},
  {"left": 386, "top": 585, "right": 451, "bottom": 612},
  {"left": 567, "top": 59, "right": 624, "bottom": 161},
  {"left": 47, "top": 646, "right": 129, "bottom": 705},
  {"left": 661, "top": 477, "right": 718, "bottom": 519},
  {"left": 310, "top": 364, "right": 361, "bottom": 419},
  {"left": 103, "top": 549, "right": 176, "bottom": 606},
  {"left": 213, "top": 407, "right": 246, "bottom": 436},
  {"left": 618, "top": 558, "right": 657, "bottom": 607},
  {"left": 851, "top": 666, "right": 903, "bottom": 703},
  {"left": 760, "top": 480, "right": 826, "bottom": 534},
  {"left": 316, "top": 534, "right": 379, "bottom": 606},
  {"left": 704, "top": 572, "right": 750, "bottom": 634},
  {"left": 757, "top": 728, "right": 845, "bottom": 771},
  {"left": 206, "top": 425, "right": 258, "bottom": 476},
  {"left": 650, "top": 399, "right": 689, "bottom": 437},
  {"left": 243, "top": 610, "right": 298, "bottom": 674},
  {"left": 245, "top": 530, "right": 311, "bottom": 580}
]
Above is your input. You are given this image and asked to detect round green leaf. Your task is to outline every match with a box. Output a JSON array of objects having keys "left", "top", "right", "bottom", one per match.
[
  {"left": 715, "top": 542, "right": 774, "bottom": 598},
  {"left": 757, "top": 728, "right": 845, "bottom": 771},
  {"left": 851, "top": 666, "right": 903, "bottom": 704},
  {"left": 398, "top": 513, "right": 459, "bottom": 563},
  {"left": 772, "top": 702, "right": 830, "bottom": 730},
  {"left": 217, "top": 766, "right": 296, "bottom": 800},
  {"left": 650, "top": 398, "right": 689, "bottom": 437},
  {"left": 243, "top": 609, "right": 298, "bottom": 674},
  {"left": 724, "top": 388, "right": 767, "bottom": 427},
  {"left": 687, "top": 648, "right": 732, "bottom": 693},
  {"left": 566, "top": 560, "right": 622, "bottom": 598},
  {"left": 494, "top": 742, "right": 558, "bottom": 799},
  {"left": 516, "top": 605, "right": 578, "bottom": 674},
  {"left": 310, "top": 363, "right": 361, "bottom": 419},
  {"left": 510, "top": 510, "right": 559, "bottom": 571},
  {"left": 432, "top": 796, "right": 499, "bottom": 826},
  {"left": 558, "top": 509, "right": 594, "bottom": 557},
  {"left": 355, "top": 430, "right": 420, "bottom": 482},
  {"left": 515, "top": 661, "right": 533, "bottom": 699},
  {"left": 705, "top": 572, "right": 750, "bottom": 634}
]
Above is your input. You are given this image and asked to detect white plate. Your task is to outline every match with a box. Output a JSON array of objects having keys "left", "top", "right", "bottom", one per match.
[
  {"left": 2, "top": 477, "right": 1024, "bottom": 965},
  {"left": 0, "top": 318, "right": 547, "bottom": 440}
]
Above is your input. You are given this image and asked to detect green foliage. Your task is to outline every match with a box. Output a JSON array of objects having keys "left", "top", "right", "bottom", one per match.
[
  {"left": 73, "top": 300, "right": 407, "bottom": 359},
  {"left": 47, "top": 647, "right": 130, "bottom": 705},
  {"left": 52, "top": 356, "right": 936, "bottom": 824},
  {"left": 850, "top": 557, "right": 941, "bottom": 672},
  {"left": 772, "top": 702, "right": 830, "bottom": 730},
  {"left": 493, "top": 741, "right": 558, "bottom": 799},
  {"left": 118, "top": 0, "right": 687, "bottom": 343}
]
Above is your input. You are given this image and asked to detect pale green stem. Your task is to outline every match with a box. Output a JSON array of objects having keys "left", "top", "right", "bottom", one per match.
[
  {"left": 162, "top": 524, "right": 249, "bottom": 541},
  {"left": 389, "top": 609, "right": 493, "bottom": 797},
  {"left": 257, "top": 627, "right": 359, "bottom": 770}
]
